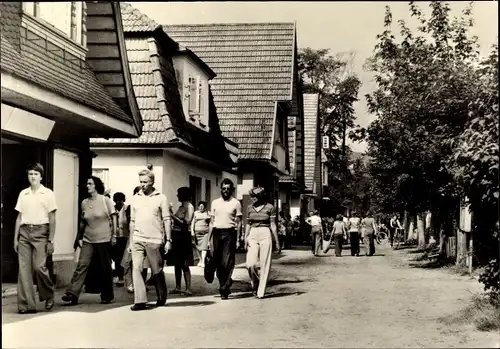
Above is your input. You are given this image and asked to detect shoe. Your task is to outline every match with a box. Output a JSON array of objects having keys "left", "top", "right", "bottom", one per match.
[
  {"left": 221, "top": 294, "right": 229, "bottom": 300},
  {"left": 156, "top": 298, "right": 166, "bottom": 307},
  {"left": 169, "top": 288, "right": 182, "bottom": 295},
  {"left": 18, "top": 309, "right": 37, "bottom": 314},
  {"left": 45, "top": 298, "right": 55, "bottom": 310},
  {"left": 116, "top": 280, "right": 124, "bottom": 287},
  {"left": 100, "top": 299, "right": 113, "bottom": 304},
  {"left": 130, "top": 303, "right": 147, "bottom": 311},
  {"left": 62, "top": 293, "right": 78, "bottom": 305},
  {"left": 184, "top": 290, "right": 193, "bottom": 297}
]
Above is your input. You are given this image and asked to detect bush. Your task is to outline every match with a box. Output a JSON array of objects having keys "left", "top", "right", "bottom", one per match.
[{"left": 478, "top": 259, "right": 500, "bottom": 305}]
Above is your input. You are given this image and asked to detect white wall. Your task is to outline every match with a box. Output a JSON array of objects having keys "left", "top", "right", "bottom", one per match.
[
  {"left": 237, "top": 172, "right": 254, "bottom": 200},
  {"left": 92, "top": 149, "right": 163, "bottom": 203},
  {"left": 290, "top": 197, "right": 301, "bottom": 219},
  {"left": 52, "top": 149, "right": 79, "bottom": 261},
  {"left": 93, "top": 149, "right": 223, "bottom": 211}
]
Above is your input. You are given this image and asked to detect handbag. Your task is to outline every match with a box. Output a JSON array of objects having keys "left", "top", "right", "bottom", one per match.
[
  {"left": 322, "top": 229, "right": 334, "bottom": 254},
  {"left": 204, "top": 250, "right": 216, "bottom": 284}
]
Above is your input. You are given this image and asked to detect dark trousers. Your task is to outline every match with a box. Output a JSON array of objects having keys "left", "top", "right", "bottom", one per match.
[
  {"left": 67, "top": 241, "right": 114, "bottom": 302},
  {"left": 111, "top": 237, "right": 128, "bottom": 279},
  {"left": 364, "top": 234, "right": 375, "bottom": 256},
  {"left": 212, "top": 228, "right": 236, "bottom": 296},
  {"left": 17, "top": 224, "right": 54, "bottom": 311},
  {"left": 333, "top": 234, "right": 343, "bottom": 257},
  {"left": 349, "top": 232, "right": 360, "bottom": 256},
  {"left": 389, "top": 228, "right": 395, "bottom": 246}
]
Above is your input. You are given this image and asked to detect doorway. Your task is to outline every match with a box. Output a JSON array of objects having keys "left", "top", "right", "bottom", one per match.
[{"left": 1, "top": 138, "right": 50, "bottom": 282}]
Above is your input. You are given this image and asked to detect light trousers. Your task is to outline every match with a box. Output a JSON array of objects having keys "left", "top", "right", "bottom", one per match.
[
  {"left": 246, "top": 227, "right": 273, "bottom": 298},
  {"left": 131, "top": 240, "right": 167, "bottom": 304},
  {"left": 17, "top": 224, "right": 54, "bottom": 311}
]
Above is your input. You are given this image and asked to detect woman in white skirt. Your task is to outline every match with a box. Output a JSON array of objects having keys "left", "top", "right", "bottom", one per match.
[{"left": 244, "top": 187, "right": 280, "bottom": 299}]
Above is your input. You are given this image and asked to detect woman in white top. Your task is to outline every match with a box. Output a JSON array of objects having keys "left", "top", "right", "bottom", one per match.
[
  {"left": 191, "top": 201, "right": 211, "bottom": 267},
  {"left": 306, "top": 210, "right": 323, "bottom": 256},
  {"left": 348, "top": 213, "right": 361, "bottom": 257}
]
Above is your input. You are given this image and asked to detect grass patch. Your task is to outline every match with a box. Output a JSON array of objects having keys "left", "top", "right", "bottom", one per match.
[{"left": 440, "top": 294, "right": 500, "bottom": 332}]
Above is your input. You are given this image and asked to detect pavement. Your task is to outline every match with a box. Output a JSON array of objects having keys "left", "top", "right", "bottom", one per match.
[{"left": 2, "top": 244, "right": 499, "bottom": 348}]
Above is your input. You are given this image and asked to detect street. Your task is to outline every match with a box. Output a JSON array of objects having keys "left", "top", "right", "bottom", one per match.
[{"left": 2, "top": 244, "right": 498, "bottom": 348}]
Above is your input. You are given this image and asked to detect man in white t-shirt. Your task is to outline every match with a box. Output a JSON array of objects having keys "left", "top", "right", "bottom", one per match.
[{"left": 208, "top": 178, "right": 242, "bottom": 300}]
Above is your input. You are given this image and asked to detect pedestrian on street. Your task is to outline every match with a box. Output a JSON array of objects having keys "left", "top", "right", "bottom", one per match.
[
  {"left": 332, "top": 214, "right": 347, "bottom": 257},
  {"left": 361, "top": 211, "right": 378, "bottom": 256},
  {"left": 62, "top": 176, "right": 117, "bottom": 306},
  {"left": 306, "top": 210, "right": 323, "bottom": 256},
  {"left": 244, "top": 187, "right": 280, "bottom": 298},
  {"left": 191, "top": 201, "right": 211, "bottom": 267},
  {"left": 348, "top": 212, "right": 361, "bottom": 256},
  {"left": 128, "top": 168, "right": 171, "bottom": 311},
  {"left": 121, "top": 186, "right": 148, "bottom": 293},
  {"left": 14, "top": 163, "right": 57, "bottom": 314},
  {"left": 278, "top": 211, "right": 288, "bottom": 250},
  {"left": 169, "top": 187, "right": 195, "bottom": 296},
  {"left": 207, "top": 178, "right": 242, "bottom": 300},
  {"left": 111, "top": 192, "right": 130, "bottom": 287},
  {"left": 389, "top": 214, "right": 403, "bottom": 248}
]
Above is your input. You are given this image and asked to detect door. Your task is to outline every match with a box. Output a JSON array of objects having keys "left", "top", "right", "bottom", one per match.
[{"left": 1, "top": 140, "right": 49, "bottom": 282}]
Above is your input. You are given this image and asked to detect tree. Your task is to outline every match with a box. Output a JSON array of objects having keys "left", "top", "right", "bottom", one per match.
[
  {"left": 363, "top": 2, "right": 483, "bottom": 250},
  {"left": 298, "top": 48, "right": 361, "bottom": 211}
]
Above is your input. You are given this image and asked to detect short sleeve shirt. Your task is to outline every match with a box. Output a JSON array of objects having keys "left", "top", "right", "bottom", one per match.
[
  {"left": 193, "top": 210, "right": 211, "bottom": 232},
  {"left": 15, "top": 185, "right": 57, "bottom": 225},
  {"left": 210, "top": 197, "right": 242, "bottom": 229},
  {"left": 81, "top": 195, "right": 115, "bottom": 243},
  {"left": 306, "top": 215, "right": 322, "bottom": 227},
  {"left": 247, "top": 203, "right": 276, "bottom": 228}
]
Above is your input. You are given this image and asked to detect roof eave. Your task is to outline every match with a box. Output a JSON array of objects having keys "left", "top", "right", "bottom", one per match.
[{"left": 173, "top": 48, "right": 217, "bottom": 79}]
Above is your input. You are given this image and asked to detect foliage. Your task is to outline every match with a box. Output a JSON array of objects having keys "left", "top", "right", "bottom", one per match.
[
  {"left": 478, "top": 259, "right": 500, "bottom": 305},
  {"left": 363, "top": 2, "right": 483, "bottom": 218},
  {"left": 298, "top": 48, "right": 361, "bottom": 186}
]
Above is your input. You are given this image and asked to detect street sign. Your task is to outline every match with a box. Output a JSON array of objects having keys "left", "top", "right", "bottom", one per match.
[{"left": 322, "top": 136, "right": 329, "bottom": 149}]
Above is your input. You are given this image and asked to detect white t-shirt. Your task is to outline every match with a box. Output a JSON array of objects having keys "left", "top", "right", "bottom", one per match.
[
  {"left": 306, "top": 215, "right": 322, "bottom": 227},
  {"left": 210, "top": 197, "right": 242, "bottom": 229}
]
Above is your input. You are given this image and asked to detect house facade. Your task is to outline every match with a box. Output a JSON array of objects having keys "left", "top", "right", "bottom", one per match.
[
  {"left": 1, "top": 1, "right": 142, "bottom": 284},
  {"left": 91, "top": 4, "right": 238, "bottom": 209},
  {"left": 164, "top": 23, "right": 302, "bottom": 220}
]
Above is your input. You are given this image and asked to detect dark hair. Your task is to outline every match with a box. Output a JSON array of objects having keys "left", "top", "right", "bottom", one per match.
[
  {"left": 336, "top": 214, "right": 343, "bottom": 221},
  {"left": 133, "top": 186, "right": 142, "bottom": 195},
  {"left": 27, "top": 163, "right": 44, "bottom": 177},
  {"left": 177, "top": 186, "right": 191, "bottom": 202},
  {"left": 198, "top": 201, "right": 207, "bottom": 208},
  {"left": 113, "top": 192, "right": 126, "bottom": 202},
  {"left": 279, "top": 211, "right": 285, "bottom": 218},
  {"left": 89, "top": 176, "right": 105, "bottom": 195},
  {"left": 220, "top": 178, "right": 235, "bottom": 190}
]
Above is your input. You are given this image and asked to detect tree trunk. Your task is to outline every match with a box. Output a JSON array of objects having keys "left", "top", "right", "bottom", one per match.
[
  {"left": 403, "top": 210, "right": 409, "bottom": 240},
  {"left": 417, "top": 213, "right": 426, "bottom": 249},
  {"left": 456, "top": 228, "right": 467, "bottom": 266},
  {"left": 439, "top": 230, "right": 447, "bottom": 258}
]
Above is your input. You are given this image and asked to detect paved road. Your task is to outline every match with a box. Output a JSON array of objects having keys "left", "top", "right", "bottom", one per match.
[{"left": 2, "top": 244, "right": 498, "bottom": 348}]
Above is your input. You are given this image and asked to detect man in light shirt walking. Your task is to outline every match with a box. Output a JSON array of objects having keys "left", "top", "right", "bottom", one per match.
[
  {"left": 128, "top": 167, "right": 171, "bottom": 311},
  {"left": 13, "top": 163, "right": 57, "bottom": 314},
  {"left": 208, "top": 178, "right": 242, "bottom": 300}
]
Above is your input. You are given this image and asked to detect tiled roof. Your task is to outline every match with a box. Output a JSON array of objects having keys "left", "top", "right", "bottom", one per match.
[
  {"left": 120, "top": 3, "right": 160, "bottom": 32},
  {"left": 163, "top": 23, "right": 296, "bottom": 160},
  {"left": 303, "top": 94, "right": 320, "bottom": 191},
  {"left": 0, "top": 2, "right": 132, "bottom": 124},
  {"left": 92, "top": 5, "right": 233, "bottom": 167}
]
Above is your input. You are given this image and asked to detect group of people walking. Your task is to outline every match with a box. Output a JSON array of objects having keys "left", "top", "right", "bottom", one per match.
[
  {"left": 13, "top": 163, "right": 283, "bottom": 314},
  {"left": 307, "top": 210, "right": 380, "bottom": 258}
]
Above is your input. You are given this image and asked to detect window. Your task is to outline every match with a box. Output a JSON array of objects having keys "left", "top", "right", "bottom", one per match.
[
  {"left": 188, "top": 76, "right": 204, "bottom": 121},
  {"left": 189, "top": 175, "right": 202, "bottom": 206},
  {"left": 92, "top": 168, "right": 109, "bottom": 190},
  {"left": 23, "top": 2, "right": 84, "bottom": 46},
  {"left": 205, "top": 179, "right": 211, "bottom": 206}
]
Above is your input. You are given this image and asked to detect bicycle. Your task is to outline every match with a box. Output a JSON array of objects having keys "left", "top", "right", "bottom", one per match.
[
  {"left": 375, "top": 228, "right": 388, "bottom": 245},
  {"left": 392, "top": 228, "right": 404, "bottom": 249}
]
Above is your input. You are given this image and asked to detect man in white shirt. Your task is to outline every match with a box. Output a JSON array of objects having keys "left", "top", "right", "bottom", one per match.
[
  {"left": 208, "top": 178, "right": 242, "bottom": 300},
  {"left": 128, "top": 168, "right": 171, "bottom": 311},
  {"left": 389, "top": 214, "right": 403, "bottom": 247},
  {"left": 306, "top": 211, "right": 323, "bottom": 256},
  {"left": 14, "top": 163, "right": 57, "bottom": 314}
]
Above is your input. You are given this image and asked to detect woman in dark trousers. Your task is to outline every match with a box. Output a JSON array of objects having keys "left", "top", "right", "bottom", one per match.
[
  {"left": 62, "top": 176, "right": 117, "bottom": 305},
  {"left": 169, "top": 187, "right": 195, "bottom": 296},
  {"left": 332, "top": 214, "right": 347, "bottom": 257}
]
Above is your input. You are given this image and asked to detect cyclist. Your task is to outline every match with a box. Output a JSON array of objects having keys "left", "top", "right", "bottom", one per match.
[{"left": 389, "top": 214, "right": 403, "bottom": 248}]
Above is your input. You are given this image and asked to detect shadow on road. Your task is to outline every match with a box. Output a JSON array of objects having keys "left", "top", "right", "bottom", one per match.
[
  {"left": 166, "top": 300, "right": 215, "bottom": 307},
  {"left": 267, "top": 279, "right": 304, "bottom": 287},
  {"left": 264, "top": 291, "right": 306, "bottom": 299}
]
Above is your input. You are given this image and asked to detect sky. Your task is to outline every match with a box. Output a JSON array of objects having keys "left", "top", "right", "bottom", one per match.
[{"left": 130, "top": 1, "right": 498, "bottom": 153}]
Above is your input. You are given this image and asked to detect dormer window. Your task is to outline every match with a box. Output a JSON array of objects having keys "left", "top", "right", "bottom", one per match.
[
  {"left": 188, "top": 76, "right": 205, "bottom": 123},
  {"left": 22, "top": 2, "right": 85, "bottom": 47}
]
